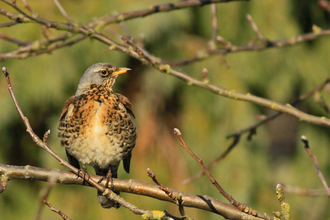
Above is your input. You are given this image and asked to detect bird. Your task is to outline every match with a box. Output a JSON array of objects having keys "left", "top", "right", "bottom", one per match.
[{"left": 57, "top": 63, "right": 137, "bottom": 208}]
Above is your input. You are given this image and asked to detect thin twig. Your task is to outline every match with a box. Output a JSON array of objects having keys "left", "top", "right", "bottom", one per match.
[
  {"left": 0, "top": 32, "right": 30, "bottom": 46},
  {"left": 185, "top": 77, "right": 330, "bottom": 183},
  {"left": 183, "top": 135, "right": 240, "bottom": 184},
  {"left": 42, "top": 201, "right": 71, "bottom": 220},
  {"left": 53, "top": 0, "right": 74, "bottom": 25},
  {"left": 301, "top": 136, "right": 330, "bottom": 197},
  {"left": 0, "top": 8, "right": 32, "bottom": 27},
  {"left": 2, "top": 0, "right": 246, "bottom": 31},
  {"left": 35, "top": 171, "right": 60, "bottom": 220},
  {"left": 113, "top": 11, "right": 132, "bottom": 40},
  {"left": 162, "top": 29, "right": 330, "bottom": 66},
  {"left": 90, "top": 0, "right": 248, "bottom": 29},
  {"left": 147, "top": 168, "right": 187, "bottom": 217},
  {"left": 173, "top": 128, "right": 274, "bottom": 220},
  {"left": 246, "top": 14, "right": 267, "bottom": 44},
  {"left": 209, "top": 4, "right": 218, "bottom": 49},
  {"left": 121, "top": 35, "right": 155, "bottom": 64},
  {"left": 22, "top": 0, "right": 37, "bottom": 15},
  {"left": 227, "top": 77, "right": 330, "bottom": 139},
  {"left": 147, "top": 168, "right": 176, "bottom": 200},
  {"left": 282, "top": 184, "right": 329, "bottom": 197},
  {"left": 0, "top": 34, "right": 87, "bottom": 61}
]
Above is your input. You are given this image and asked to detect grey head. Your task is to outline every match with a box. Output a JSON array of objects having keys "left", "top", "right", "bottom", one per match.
[{"left": 75, "top": 63, "right": 131, "bottom": 96}]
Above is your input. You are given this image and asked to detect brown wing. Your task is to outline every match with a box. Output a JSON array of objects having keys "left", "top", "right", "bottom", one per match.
[
  {"left": 59, "top": 96, "right": 75, "bottom": 121},
  {"left": 115, "top": 93, "right": 135, "bottom": 173},
  {"left": 115, "top": 93, "right": 135, "bottom": 118},
  {"left": 58, "top": 96, "right": 81, "bottom": 169}
]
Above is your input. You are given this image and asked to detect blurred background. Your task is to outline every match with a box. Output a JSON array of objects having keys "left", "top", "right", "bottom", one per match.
[{"left": 1, "top": 0, "right": 330, "bottom": 219}]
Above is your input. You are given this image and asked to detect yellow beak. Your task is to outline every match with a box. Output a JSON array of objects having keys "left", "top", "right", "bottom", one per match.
[{"left": 113, "top": 67, "right": 131, "bottom": 76}]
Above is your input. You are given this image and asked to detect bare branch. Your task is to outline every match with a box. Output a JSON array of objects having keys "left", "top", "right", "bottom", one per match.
[
  {"left": 147, "top": 168, "right": 176, "bottom": 200},
  {"left": 185, "top": 77, "right": 330, "bottom": 183},
  {"left": 42, "top": 201, "right": 71, "bottom": 220},
  {"left": 227, "top": 77, "right": 330, "bottom": 139},
  {"left": 0, "top": 32, "right": 30, "bottom": 46},
  {"left": 246, "top": 14, "right": 267, "bottom": 44},
  {"left": 0, "top": 8, "right": 32, "bottom": 26},
  {"left": 147, "top": 168, "right": 187, "bottom": 217},
  {"left": 36, "top": 171, "right": 61, "bottom": 220},
  {"left": 0, "top": 164, "right": 264, "bottom": 220},
  {"left": 90, "top": 0, "right": 248, "bottom": 29},
  {"left": 183, "top": 135, "right": 240, "bottom": 184},
  {"left": 0, "top": 34, "right": 87, "bottom": 61},
  {"left": 21, "top": 0, "right": 37, "bottom": 15},
  {"left": 301, "top": 136, "right": 330, "bottom": 196},
  {"left": 282, "top": 184, "right": 330, "bottom": 197},
  {"left": 163, "top": 29, "right": 330, "bottom": 66},
  {"left": 173, "top": 128, "right": 274, "bottom": 220},
  {"left": 209, "top": 4, "right": 218, "bottom": 49},
  {"left": 53, "top": 0, "right": 74, "bottom": 25}
]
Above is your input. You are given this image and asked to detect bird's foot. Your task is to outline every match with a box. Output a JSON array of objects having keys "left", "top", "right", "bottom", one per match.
[
  {"left": 77, "top": 165, "right": 90, "bottom": 185},
  {"left": 97, "top": 168, "right": 113, "bottom": 191},
  {"left": 96, "top": 167, "right": 120, "bottom": 208}
]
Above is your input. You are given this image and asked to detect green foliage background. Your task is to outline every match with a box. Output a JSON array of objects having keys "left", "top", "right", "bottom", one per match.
[{"left": 1, "top": 0, "right": 330, "bottom": 219}]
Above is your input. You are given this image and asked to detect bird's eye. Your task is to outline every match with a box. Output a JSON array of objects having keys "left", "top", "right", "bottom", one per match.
[{"left": 100, "top": 70, "right": 108, "bottom": 76}]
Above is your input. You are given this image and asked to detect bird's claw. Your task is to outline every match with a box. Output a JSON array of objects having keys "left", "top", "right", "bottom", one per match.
[{"left": 77, "top": 165, "right": 90, "bottom": 185}]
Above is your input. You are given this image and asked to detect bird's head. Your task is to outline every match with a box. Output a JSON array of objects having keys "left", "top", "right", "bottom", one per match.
[{"left": 75, "top": 63, "right": 130, "bottom": 96}]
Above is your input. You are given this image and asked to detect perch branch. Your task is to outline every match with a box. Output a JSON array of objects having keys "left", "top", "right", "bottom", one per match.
[{"left": 0, "top": 164, "right": 264, "bottom": 220}]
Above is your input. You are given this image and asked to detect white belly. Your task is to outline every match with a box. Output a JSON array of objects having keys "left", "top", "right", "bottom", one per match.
[{"left": 67, "top": 103, "right": 125, "bottom": 169}]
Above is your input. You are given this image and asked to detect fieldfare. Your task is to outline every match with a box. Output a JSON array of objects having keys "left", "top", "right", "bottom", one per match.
[{"left": 58, "top": 63, "right": 137, "bottom": 208}]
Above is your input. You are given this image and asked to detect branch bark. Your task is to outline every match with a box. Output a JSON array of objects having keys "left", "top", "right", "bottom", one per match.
[{"left": 0, "top": 164, "right": 264, "bottom": 220}]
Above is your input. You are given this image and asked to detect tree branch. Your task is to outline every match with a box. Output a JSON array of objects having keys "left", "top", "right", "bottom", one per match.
[
  {"left": 0, "top": 164, "right": 264, "bottom": 220},
  {"left": 173, "top": 128, "right": 275, "bottom": 220},
  {"left": 301, "top": 136, "right": 330, "bottom": 197}
]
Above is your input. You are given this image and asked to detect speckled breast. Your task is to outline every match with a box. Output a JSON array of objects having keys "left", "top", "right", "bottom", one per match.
[{"left": 58, "top": 86, "right": 137, "bottom": 168}]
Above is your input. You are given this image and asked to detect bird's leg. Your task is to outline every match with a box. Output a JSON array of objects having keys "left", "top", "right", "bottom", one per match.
[
  {"left": 97, "top": 167, "right": 114, "bottom": 193},
  {"left": 104, "top": 168, "right": 114, "bottom": 192}
]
